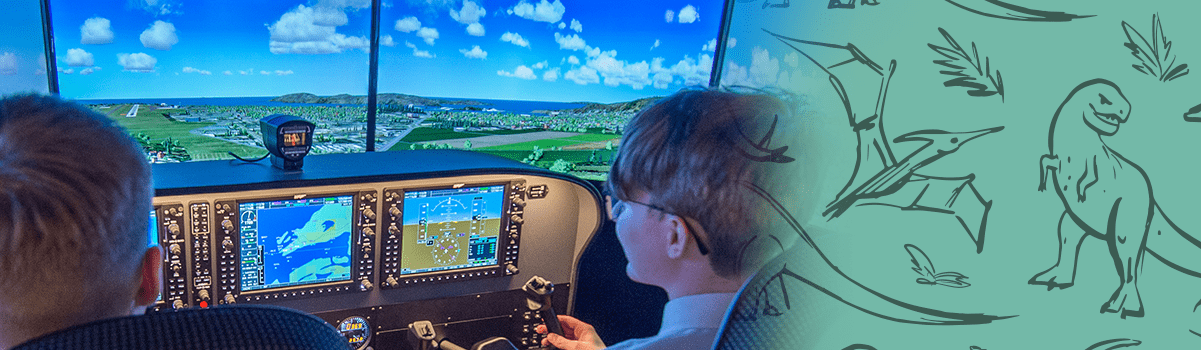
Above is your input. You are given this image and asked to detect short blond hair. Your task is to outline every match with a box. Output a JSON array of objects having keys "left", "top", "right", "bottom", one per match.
[
  {"left": 0, "top": 94, "right": 152, "bottom": 324},
  {"left": 606, "top": 88, "right": 788, "bottom": 278}
]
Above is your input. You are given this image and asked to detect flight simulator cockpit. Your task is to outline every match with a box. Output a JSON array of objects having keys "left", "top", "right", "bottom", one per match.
[
  {"left": 3, "top": 0, "right": 736, "bottom": 348},
  {"left": 149, "top": 150, "right": 602, "bottom": 349}
]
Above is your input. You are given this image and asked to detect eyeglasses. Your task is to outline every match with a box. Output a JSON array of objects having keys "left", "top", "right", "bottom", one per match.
[{"left": 603, "top": 191, "right": 711, "bottom": 255}]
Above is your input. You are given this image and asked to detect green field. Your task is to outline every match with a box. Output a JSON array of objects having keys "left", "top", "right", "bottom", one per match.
[
  {"left": 399, "top": 127, "right": 486, "bottom": 142},
  {"left": 98, "top": 104, "right": 262, "bottom": 158},
  {"left": 477, "top": 139, "right": 579, "bottom": 151},
  {"left": 561, "top": 134, "right": 620, "bottom": 142},
  {"left": 473, "top": 129, "right": 545, "bottom": 136}
]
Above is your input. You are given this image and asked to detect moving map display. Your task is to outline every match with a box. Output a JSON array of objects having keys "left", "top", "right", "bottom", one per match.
[
  {"left": 239, "top": 195, "right": 354, "bottom": 292},
  {"left": 399, "top": 185, "right": 504, "bottom": 275},
  {"left": 150, "top": 209, "right": 160, "bottom": 302}
]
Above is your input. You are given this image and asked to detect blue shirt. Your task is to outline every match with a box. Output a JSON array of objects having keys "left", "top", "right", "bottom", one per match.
[{"left": 605, "top": 293, "right": 736, "bottom": 350}]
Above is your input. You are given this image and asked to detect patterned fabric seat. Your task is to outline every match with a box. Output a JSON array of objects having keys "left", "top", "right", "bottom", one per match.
[{"left": 12, "top": 305, "right": 350, "bottom": 350}]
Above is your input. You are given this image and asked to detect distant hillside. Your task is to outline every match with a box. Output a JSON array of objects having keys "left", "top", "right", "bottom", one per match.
[
  {"left": 271, "top": 93, "right": 488, "bottom": 106},
  {"left": 563, "top": 96, "right": 663, "bottom": 113}
]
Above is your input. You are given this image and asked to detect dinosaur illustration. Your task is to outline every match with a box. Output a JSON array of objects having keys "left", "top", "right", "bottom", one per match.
[
  {"left": 829, "top": 0, "right": 879, "bottom": 9},
  {"left": 1030, "top": 79, "right": 1201, "bottom": 318},
  {"left": 944, "top": 0, "right": 1093, "bottom": 22},
  {"left": 713, "top": 30, "right": 1015, "bottom": 327},
  {"left": 763, "top": 29, "right": 1000, "bottom": 252}
]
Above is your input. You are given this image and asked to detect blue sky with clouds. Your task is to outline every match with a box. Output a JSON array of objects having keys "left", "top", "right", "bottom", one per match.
[
  {"left": 46, "top": 0, "right": 723, "bottom": 103},
  {"left": 0, "top": 1, "right": 51, "bottom": 95}
]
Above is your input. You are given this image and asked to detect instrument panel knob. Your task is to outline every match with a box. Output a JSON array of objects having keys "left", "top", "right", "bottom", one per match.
[
  {"left": 221, "top": 219, "right": 234, "bottom": 232},
  {"left": 198, "top": 289, "right": 210, "bottom": 301},
  {"left": 386, "top": 275, "right": 398, "bottom": 287},
  {"left": 224, "top": 293, "right": 236, "bottom": 304},
  {"left": 360, "top": 279, "right": 373, "bottom": 291},
  {"left": 222, "top": 239, "right": 234, "bottom": 251},
  {"left": 172, "top": 299, "right": 184, "bottom": 309},
  {"left": 362, "top": 208, "right": 376, "bottom": 220},
  {"left": 362, "top": 227, "right": 375, "bottom": 237},
  {"left": 169, "top": 244, "right": 181, "bottom": 255},
  {"left": 389, "top": 206, "right": 401, "bottom": 218},
  {"left": 510, "top": 215, "right": 524, "bottom": 224},
  {"left": 168, "top": 223, "right": 180, "bottom": 237}
]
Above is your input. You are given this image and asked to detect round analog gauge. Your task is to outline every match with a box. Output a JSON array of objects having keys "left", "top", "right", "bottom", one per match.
[
  {"left": 431, "top": 236, "right": 461, "bottom": 265},
  {"left": 337, "top": 316, "right": 371, "bottom": 350}
]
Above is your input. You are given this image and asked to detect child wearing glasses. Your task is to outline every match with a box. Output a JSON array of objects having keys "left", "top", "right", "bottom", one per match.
[{"left": 537, "top": 88, "right": 790, "bottom": 350}]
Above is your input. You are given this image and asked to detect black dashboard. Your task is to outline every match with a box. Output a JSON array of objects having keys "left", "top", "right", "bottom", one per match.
[{"left": 148, "top": 150, "right": 604, "bottom": 350}]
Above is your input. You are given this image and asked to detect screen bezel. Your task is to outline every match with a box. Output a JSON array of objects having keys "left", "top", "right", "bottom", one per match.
[
  {"left": 396, "top": 182, "right": 510, "bottom": 278},
  {"left": 234, "top": 192, "right": 361, "bottom": 295}
]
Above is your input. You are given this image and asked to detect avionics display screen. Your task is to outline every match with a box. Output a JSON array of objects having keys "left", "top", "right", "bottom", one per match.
[
  {"left": 238, "top": 195, "right": 355, "bottom": 292},
  {"left": 399, "top": 185, "right": 505, "bottom": 275},
  {"left": 150, "top": 209, "right": 160, "bottom": 302}
]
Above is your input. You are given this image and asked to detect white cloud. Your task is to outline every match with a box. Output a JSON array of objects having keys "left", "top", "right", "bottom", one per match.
[
  {"left": 182, "top": 66, "right": 212, "bottom": 75},
  {"left": 57, "top": 67, "right": 75, "bottom": 75},
  {"left": 450, "top": 0, "right": 486, "bottom": 24},
  {"left": 117, "top": 53, "right": 157, "bottom": 72},
  {"left": 224, "top": 70, "right": 233, "bottom": 75},
  {"left": 275, "top": 70, "right": 294, "bottom": 75},
  {"left": 720, "top": 46, "right": 779, "bottom": 88},
  {"left": 501, "top": 32, "right": 529, "bottom": 48},
  {"left": 554, "top": 33, "right": 587, "bottom": 51},
  {"left": 140, "top": 21, "right": 179, "bottom": 51},
  {"left": 702, "top": 39, "right": 717, "bottom": 52},
  {"left": 678, "top": 5, "right": 698, "bottom": 23},
  {"left": 394, "top": 17, "right": 421, "bottom": 32},
  {"left": 661, "top": 53, "right": 712, "bottom": 86},
  {"left": 405, "top": 41, "right": 435, "bottom": 58},
  {"left": 381, "top": 35, "right": 397, "bottom": 47},
  {"left": 564, "top": 66, "right": 598, "bottom": 85},
  {"left": 460, "top": 45, "right": 487, "bottom": 59},
  {"left": 65, "top": 48, "right": 95, "bottom": 67},
  {"left": 569, "top": 19, "right": 582, "bottom": 32},
  {"left": 558, "top": 22, "right": 566, "bottom": 29},
  {"left": 784, "top": 51, "right": 799, "bottom": 67},
  {"left": 80, "top": 67, "right": 96, "bottom": 75},
  {"left": 498, "top": 65, "right": 537, "bottom": 80},
  {"left": 466, "top": 23, "right": 485, "bottom": 36},
  {"left": 543, "top": 67, "right": 559, "bottom": 81},
  {"left": 511, "top": 0, "right": 565, "bottom": 23},
  {"left": 652, "top": 71, "right": 672, "bottom": 88},
  {"left": 728, "top": 37, "right": 737, "bottom": 49},
  {"left": 416, "top": 27, "right": 439, "bottom": 45},
  {"left": 664, "top": 10, "right": 674, "bottom": 23},
  {"left": 651, "top": 39, "right": 660, "bottom": 50},
  {"left": 134, "top": 0, "right": 180, "bottom": 15},
  {"left": 583, "top": 50, "right": 653, "bottom": 89},
  {"left": 260, "top": 70, "right": 271, "bottom": 75},
  {"left": 81, "top": 17, "right": 114, "bottom": 45},
  {"left": 0, "top": 53, "right": 17, "bottom": 75},
  {"left": 586, "top": 47, "right": 605, "bottom": 58},
  {"left": 531, "top": 61, "right": 548, "bottom": 69},
  {"left": 268, "top": 4, "right": 371, "bottom": 54},
  {"left": 567, "top": 55, "right": 580, "bottom": 65},
  {"left": 240, "top": 69, "right": 253, "bottom": 75}
]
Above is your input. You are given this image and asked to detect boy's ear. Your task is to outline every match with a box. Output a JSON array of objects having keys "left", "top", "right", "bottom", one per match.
[
  {"left": 664, "top": 215, "right": 688, "bottom": 259},
  {"left": 133, "top": 246, "right": 162, "bottom": 306}
]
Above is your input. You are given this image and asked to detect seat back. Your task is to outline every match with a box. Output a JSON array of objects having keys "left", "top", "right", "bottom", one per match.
[{"left": 12, "top": 305, "right": 350, "bottom": 350}]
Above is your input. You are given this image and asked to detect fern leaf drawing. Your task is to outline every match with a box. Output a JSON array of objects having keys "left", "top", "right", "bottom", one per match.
[
  {"left": 928, "top": 28, "right": 1005, "bottom": 101},
  {"left": 1122, "top": 13, "right": 1189, "bottom": 82},
  {"left": 905, "top": 244, "right": 971, "bottom": 288}
]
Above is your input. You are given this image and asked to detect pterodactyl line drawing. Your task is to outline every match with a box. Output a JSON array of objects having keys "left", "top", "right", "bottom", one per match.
[
  {"left": 764, "top": 29, "right": 1001, "bottom": 253},
  {"left": 708, "top": 30, "right": 1015, "bottom": 330}
]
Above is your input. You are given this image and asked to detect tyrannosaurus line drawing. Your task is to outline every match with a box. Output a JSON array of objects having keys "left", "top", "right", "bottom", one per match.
[{"left": 1030, "top": 78, "right": 1201, "bottom": 318}]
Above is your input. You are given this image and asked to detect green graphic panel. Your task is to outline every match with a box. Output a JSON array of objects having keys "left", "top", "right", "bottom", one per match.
[{"left": 717, "top": 1, "right": 1201, "bottom": 349}]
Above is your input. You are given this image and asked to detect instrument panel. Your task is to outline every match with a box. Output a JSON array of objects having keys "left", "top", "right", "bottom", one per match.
[{"left": 147, "top": 151, "right": 603, "bottom": 350}]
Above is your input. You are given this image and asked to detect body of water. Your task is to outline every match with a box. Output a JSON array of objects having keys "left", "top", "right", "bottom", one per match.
[{"left": 75, "top": 96, "right": 591, "bottom": 114}]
